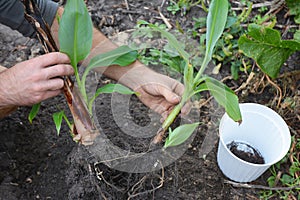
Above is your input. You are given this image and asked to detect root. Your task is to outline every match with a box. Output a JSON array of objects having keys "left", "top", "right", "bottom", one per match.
[
  {"left": 94, "top": 163, "right": 125, "bottom": 192},
  {"left": 127, "top": 162, "right": 164, "bottom": 200},
  {"left": 265, "top": 75, "right": 283, "bottom": 108}
]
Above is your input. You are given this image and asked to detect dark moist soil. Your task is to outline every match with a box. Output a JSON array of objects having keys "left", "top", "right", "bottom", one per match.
[
  {"left": 227, "top": 141, "right": 265, "bottom": 165},
  {"left": 0, "top": 0, "right": 299, "bottom": 199}
]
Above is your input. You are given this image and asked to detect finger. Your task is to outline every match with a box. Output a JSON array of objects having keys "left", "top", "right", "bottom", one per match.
[
  {"left": 44, "top": 64, "right": 74, "bottom": 79},
  {"left": 34, "top": 52, "right": 70, "bottom": 68},
  {"left": 158, "top": 86, "right": 181, "bottom": 104},
  {"left": 42, "top": 78, "right": 65, "bottom": 91},
  {"left": 181, "top": 101, "right": 192, "bottom": 116},
  {"left": 150, "top": 102, "right": 170, "bottom": 115},
  {"left": 160, "top": 110, "right": 170, "bottom": 122},
  {"left": 43, "top": 90, "right": 62, "bottom": 100}
]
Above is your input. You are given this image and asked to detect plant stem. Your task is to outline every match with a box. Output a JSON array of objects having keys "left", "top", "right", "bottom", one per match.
[
  {"left": 151, "top": 88, "right": 191, "bottom": 144},
  {"left": 74, "top": 68, "right": 89, "bottom": 108},
  {"left": 194, "top": 54, "right": 209, "bottom": 85}
]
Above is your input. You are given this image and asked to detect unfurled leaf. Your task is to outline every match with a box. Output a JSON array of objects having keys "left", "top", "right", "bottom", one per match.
[
  {"left": 53, "top": 111, "right": 64, "bottom": 135},
  {"left": 87, "top": 45, "right": 138, "bottom": 70},
  {"left": 194, "top": 0, "right": 229, "bottom": 83},
  {"left": 204, "top": 0, "right": 228, "bottom": 67},
  {"left": 94, "top": 83, "right": 137, "bottom": 97},
  {"left": 28, "top": 103, "right": 41, "bottom": 123},
  {"left": 58, "top": 0, "right": 93, "bottom": 68},
  {"left": 238, "top": 24, "right": 300, "bottom": 78},
  {"left": 164, "top": 123, "right": 199, "bottom": 148},
  {"left": 198, "top": 77, "right": 242, "bottom": 122},
  {"left": 82, "top": 45, "right": 138, "bottom": 86}
]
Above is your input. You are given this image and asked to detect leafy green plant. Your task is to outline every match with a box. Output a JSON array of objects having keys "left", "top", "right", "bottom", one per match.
[
  {"left": 286, "top": 0, "right": 300, "bottom": 24},
  {"left": 167, "top": 0, "right": 207, "bottom": 16},
  {"left": 238, "top": 24, "right": 300, "bottom": 78},
  {"left": 286, "top": 0, "right": 300, "bottom": 41},
  {"left": 138, "top": 0, "right": 242, "bottom": 147},
  {"left": 28, "top": 0, "right": 138, "bottom": 144},
  {"left": 259, "top": 136, "right": 300, "bottom": 199},
  {"left": 190, "top": 1, "right": 253, "bottom": 80}
]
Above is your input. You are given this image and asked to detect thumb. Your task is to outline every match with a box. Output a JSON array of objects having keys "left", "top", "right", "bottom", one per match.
[{"left": 159, "top": 87, "right": 181, "bottom": 104}]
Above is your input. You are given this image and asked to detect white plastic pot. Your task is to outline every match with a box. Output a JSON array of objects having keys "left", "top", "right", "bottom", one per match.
[{"left": 217, "top": 103, "right": 291, "bottom": 182}]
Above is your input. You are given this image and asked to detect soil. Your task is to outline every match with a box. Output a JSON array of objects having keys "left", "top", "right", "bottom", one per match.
[
  {"left": 0, "top": 0, "right": 299, "bottom": 200},
  {"left": 227, "top": 141, "right": 265, "bottom": 165}
]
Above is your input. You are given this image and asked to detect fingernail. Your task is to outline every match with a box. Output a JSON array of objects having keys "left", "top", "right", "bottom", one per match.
[{"left": 172, "top": 95, "right": 180, "bottom": 101}]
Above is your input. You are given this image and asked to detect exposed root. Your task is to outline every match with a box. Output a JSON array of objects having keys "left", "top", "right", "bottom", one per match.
[
  {"left": 127, "top": 162, "right": 164, "bottom": 200},
  {"left": 265, "top": 75, "right": 283, "bottom": 108},
  {"left": 94, "top": 163, "right": 125, "bottom": 192},
  {"left": 235, "top": 72, "right": 255, "bottom": 93}
]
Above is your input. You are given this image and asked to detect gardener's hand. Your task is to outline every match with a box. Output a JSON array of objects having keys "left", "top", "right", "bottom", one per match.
[
  {"left": 110, "top": 65, "right": 191, "bottom": 119},
  {"left": 0, "top": 52, "right": 74, "bottom": 106},
  {"left": 135, "top": 73, "right": 191, "bottom": 120}
]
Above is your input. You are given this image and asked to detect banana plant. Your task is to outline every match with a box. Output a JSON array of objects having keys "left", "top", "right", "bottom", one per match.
[
  {"left": 145, "top": 0, "right": 242, "bottom": 148},
  {"left": 25, "top": 0, "right": 138, "bottom": 145}
]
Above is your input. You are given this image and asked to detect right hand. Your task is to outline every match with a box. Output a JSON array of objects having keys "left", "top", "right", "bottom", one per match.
[{"left": 0, "top": 52, "right": 74, "bottom": 106}]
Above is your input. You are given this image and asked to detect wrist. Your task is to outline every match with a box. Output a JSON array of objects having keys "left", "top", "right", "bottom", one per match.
[
  {"left": 104, "top": 61, "right": 154, "bottom": 90},
  {"left": 0, "top": 70, "right": 13, "bottom": 107}
]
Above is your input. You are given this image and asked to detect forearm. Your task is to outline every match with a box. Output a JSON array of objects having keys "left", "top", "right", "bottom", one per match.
[{"left": 50, "top": 7, "right": 151, "bottom": 90}]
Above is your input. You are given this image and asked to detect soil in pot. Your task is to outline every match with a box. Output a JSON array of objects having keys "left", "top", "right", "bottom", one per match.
[{"left": 227, "top": 141, "right": 265, "bottom": 164}]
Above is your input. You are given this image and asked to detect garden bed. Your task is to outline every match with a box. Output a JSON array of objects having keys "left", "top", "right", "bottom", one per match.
[{"left": 0, "top": 0, "right": 299, "bottom": 199}]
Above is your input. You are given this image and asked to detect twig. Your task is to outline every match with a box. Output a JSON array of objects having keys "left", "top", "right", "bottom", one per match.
[
  {"left": 158, "top": 7, "right": 172, "bottom": 29},
  {"left": 160, "top": 0, "right": 166, "bottom": 8},
  {"left": 224, "top": 179, "right": 300, "bottom": 191},
  {"left": 124, "top": 0, "right": 133, "bottom": 21},
  {"left": 231, "top": 1, "right": 273, "bottom": 11},
  {"left": 266, "top": 0, "right": 285, "bottom": 16}
]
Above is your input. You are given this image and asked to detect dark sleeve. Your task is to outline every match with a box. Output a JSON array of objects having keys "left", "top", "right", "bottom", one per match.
[{"left": 0, "top": 0, "right": 59, "bottom": 38}]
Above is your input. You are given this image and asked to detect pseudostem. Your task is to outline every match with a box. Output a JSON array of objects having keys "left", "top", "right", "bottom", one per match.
[{"left": 23, "top": 0, "right": 99, "bottom": 145}]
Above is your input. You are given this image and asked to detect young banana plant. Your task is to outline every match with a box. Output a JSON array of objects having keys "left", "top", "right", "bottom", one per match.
[
  {"left": 147, "top": 0, "right": 242, "bottom": 148},
  {"left": 24, "top": 0, "right": 138, "bottom": 145}
]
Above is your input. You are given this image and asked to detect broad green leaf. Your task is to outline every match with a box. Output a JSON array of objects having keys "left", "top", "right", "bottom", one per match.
[
  {"left": 201, "top": 77, "right": 242, "bottom": 122},
  {"left": 53, "top": 111, "right": 64, "bottom": 135},
  {"left": 87, "top": 45, "right": 138, "bottom": 70},
  {"left": 238, "top": 24, "right": 300, "bottom": 78},
  {"left": 82, "top": 45, "right": 138, "bottom": 85},
  {"left": 94, "top": 83, "right": 137, "bottom": 97},
  {"left": 58, "top": 0, "right": 93, "bottom": 68},
  {"left": 194, "top": 0, "right": 229, "bottom": 83},
  {"left": 28, "top": 103, "right": 41, "bottom": 123},
  {"left": 164, "top": 123, "right": 199, "bottom": 148},
  {"left": 204, "top": 0, "right": 228, "bottom": 66}
]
